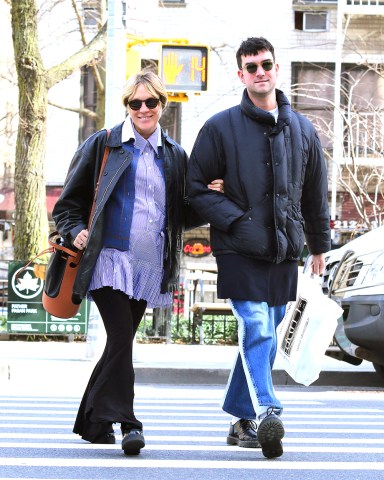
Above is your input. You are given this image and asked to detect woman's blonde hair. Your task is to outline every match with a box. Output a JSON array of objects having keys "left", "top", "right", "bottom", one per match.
[{"left": 122, "top": 70, "right": 168, "bottom": 111}]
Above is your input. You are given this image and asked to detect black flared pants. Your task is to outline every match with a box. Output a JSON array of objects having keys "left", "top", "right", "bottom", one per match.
[{"left": 73, "top": 287, "right": 147, "bottom": 442}]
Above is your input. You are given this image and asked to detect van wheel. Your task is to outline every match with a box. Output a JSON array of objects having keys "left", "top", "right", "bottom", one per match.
[{"left": 373, "top": 363, "right": 384, "bottom": 380}]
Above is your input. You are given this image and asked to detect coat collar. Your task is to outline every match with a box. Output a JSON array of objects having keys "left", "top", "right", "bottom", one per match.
[
  {"left": 240, "top": 88, "right": 292, "bottom": 133},
  {"left": 105, "top": 121, "right": 177, "bottom": 149},
  {"left": 121, "top": 116, "right": 162, "bottom": 149}
]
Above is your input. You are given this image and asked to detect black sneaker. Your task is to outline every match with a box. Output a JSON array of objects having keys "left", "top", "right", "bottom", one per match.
[
  {"left": 121, "top": 429, "right": 145, "bottom": 455},
  {"left": 257, "top": 409, "right": 285, "bottom": 459},
  {"left": 92, "top": 432, "right": 116, "bottom": 444},
  {"left": 227, "top": 419, "right": 260, "bottom": 448},
  {"left": 89, "top": 422, "right": 115, "bottom": 444}
]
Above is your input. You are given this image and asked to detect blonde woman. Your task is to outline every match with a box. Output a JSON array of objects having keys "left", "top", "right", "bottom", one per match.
[{"left": 53, "top": 71, "right": 223, "bottom": 455}]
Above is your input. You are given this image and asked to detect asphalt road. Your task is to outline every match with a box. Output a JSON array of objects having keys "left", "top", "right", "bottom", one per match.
[{"left": 0, "top": 384, "right": 383, "bottom": 480}]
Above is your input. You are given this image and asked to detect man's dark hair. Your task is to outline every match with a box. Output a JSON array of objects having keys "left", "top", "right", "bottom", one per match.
[{"left": 236, "top": 37, "right": 275, "bottom": 69}]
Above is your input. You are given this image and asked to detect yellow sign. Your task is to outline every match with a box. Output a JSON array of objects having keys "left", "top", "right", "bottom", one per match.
[{"left": 160, "top": 45, "right": 209, "bottom": 92}]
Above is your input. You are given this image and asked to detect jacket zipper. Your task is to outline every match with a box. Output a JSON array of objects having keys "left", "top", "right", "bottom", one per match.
[{"left": 269, "top": 134, "right": 282, "bottom": 262}]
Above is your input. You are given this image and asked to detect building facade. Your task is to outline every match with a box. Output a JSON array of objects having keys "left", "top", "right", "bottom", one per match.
[{"left": 1, "top": 0, "right": 384, "bottom": 258}]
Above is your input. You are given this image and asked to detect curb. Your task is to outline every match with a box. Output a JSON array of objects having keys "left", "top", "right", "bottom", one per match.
[
  {"left": 2, "top": 361, "right": 382, "bottom": 392},
  {"left": 134, "top": 366, "right": 382, "bottom": 388},
  {"left": 1, "top": 340, "right": 382, "bottom": 391}
]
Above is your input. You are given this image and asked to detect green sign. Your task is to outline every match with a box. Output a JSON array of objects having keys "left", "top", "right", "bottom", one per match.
[{"left": 7, "top": 261, "right": 89, "bottom": 335}]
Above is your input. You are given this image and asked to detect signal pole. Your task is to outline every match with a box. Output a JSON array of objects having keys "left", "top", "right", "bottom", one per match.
[{"left": 104, "top": 0, "right": 126, "bottom": 128}]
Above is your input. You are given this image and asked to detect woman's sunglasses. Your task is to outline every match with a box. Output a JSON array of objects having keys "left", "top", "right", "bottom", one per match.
[
  {"left": 242, "top": 61, "right": 274, "bottom": 74},
  {"left": 128, "top": 98, "right": 160, "bottom": 111}
]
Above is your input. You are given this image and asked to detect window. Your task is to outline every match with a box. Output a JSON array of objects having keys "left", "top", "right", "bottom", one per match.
[
  {"left": 300, "top": 1, "right": 336, "bottom": 3},
  {"left": 295, "top": 11, "right": 328, "bottom": 31},
  {"left": 160, "top": 103, "right": 182, "bottom": 144},
  {"left": 134, "top": 59, "right": 183, "bottom": 143},
  {"left": 82, "top": 0, "right": 100, "bottom": 26},
  {"left": 292, "top": 63, "right": 335, "bottom": 148},
  {"left": 159, "top": 0, "right": 186, "bottom": 6},
  {"left": 347, "top": 1, "right": 384, "bottom": 5},
  {"left": 79, "top": 66, "right": 97, "bottom": 144},
  {"left": 341, "top": 65, "right": 384, "bottom": 157},
  {"left": 292, "top": 62, "right": 384, "bottom": 156}
]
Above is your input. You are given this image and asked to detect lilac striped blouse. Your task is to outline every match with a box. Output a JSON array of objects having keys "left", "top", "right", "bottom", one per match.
[{"left": 87, "top": 117, "right": 173, "bottom": 308}]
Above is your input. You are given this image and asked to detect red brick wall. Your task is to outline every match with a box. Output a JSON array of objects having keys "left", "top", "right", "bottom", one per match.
[{"left": 339, "top": 192, "right": 384, "bottom": 223}]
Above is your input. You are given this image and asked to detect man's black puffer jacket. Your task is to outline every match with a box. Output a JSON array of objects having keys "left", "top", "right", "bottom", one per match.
[{"left": 187, "top": 89, "right": 330, "bottom": 263}]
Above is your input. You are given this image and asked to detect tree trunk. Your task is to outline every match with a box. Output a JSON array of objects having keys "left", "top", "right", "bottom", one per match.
[
  {"left": 11, "top": 0, "right": 49, "bottom": 260},
  {"left": 10, "top": 0, "right": 107, "bottom": 261}
]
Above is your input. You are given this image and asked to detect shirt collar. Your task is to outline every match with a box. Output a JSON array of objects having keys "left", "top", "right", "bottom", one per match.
[{"left": 122, "top": 116, "right": 162, "bottom": 150}]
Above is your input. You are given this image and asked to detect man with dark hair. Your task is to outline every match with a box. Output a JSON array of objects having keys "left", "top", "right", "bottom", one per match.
[{"left": 187, "top": 37, "right": 330, "bottom": 459}]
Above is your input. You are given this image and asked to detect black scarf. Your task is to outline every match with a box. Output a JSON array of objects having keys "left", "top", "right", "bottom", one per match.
[{"left": 240, "top": 88, "right": 292, "bottom": 134}]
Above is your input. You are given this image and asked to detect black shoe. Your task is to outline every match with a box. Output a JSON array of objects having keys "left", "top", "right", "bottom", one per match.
[
  {"left": 88, "top": 422, "right": 115, "bottom": 445},
  {"left": 121, "top": 429, "right": 145, "bottom": 455},
  {"left": 92, "top": 432, "right": 116, "bottom": 444},
  {"left": 227, "top": 419, "right": 260, "bottom": 448},
  {"left": 257, "top": 409, "right": 285, "bottom": 459}
]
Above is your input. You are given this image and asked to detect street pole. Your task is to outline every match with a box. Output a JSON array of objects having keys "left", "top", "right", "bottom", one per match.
[
  {"left": 88, "top": 0, "right": 126, "bottom": 357},
  {"left": 331, "top": 0, "right": 345, "bottom": 234},
  {"left": 104, "top": 0, "right": 126, "bottom": 128}
]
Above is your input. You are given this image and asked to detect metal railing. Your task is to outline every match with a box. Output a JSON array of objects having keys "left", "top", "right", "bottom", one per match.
[{"left": 344, "top": 111, "right": 384, "bottom": 162}]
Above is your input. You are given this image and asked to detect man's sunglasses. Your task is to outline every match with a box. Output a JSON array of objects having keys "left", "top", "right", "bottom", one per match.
[
  {"left": 128, "top": 98, "right": 160, "bottom": 110},
  {"left": 242, "top": 61, "right": 274, "bottom": 74}
]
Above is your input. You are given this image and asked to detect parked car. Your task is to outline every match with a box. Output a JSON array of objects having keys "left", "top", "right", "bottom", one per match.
[
  {"left": 304, "top": 226, "right": 384, "bottom": 379},
  {"left": 304, "top": 226, "right": 384, "bottom": 294},
  {"left": 329, "top": 243, "right": 384, "bottom": 379}
]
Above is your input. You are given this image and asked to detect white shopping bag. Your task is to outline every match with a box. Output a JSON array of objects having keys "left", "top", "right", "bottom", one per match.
[{"left": 276, "top": 272, "right": 343, "bottom": 386}]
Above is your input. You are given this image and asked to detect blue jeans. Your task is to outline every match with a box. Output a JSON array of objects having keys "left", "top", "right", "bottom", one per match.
[{"left": 222, "top": 300, "right": 286, "bottom": 419}]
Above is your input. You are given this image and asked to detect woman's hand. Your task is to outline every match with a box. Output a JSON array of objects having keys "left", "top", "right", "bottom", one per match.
[
  {"left": 74, "top": 229, "right": 88, "bottom": 251},
  {"left": 208, "top": 179, "right": 224, "bottom": 193}
]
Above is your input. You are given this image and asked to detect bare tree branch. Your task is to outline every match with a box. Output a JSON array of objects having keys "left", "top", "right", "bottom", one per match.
[
  {"left": 293, "top": 63, "right": 384, "bottom": 230},
  {"left": 48, "top": 100, "right": 99, "bottom": 120},
  {"left": 46, "top": 21, "right": 107, "bottom": 89},
  {"left": 70, "top": 0, "right": 105, "bottom": 95}
]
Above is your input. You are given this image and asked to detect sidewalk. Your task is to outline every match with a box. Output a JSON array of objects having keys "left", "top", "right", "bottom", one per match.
[{"left": 0, "top": 339, "right": 380, "bottom": 397}]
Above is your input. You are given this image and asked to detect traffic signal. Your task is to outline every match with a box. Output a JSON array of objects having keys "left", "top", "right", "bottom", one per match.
[
  {"left": 159, "top": 44, "right": 209, "bottom": 93},
  {"left": 126, "top": 48, "right": 141, "bottom": 79}
]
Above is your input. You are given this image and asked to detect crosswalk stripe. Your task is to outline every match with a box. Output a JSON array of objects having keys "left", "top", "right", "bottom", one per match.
[
  {"left": 0, "top": 400, "right": 384, "bottom": 418},
  {"left": 1, "top": 409, "right": 383, "bottom": 417},
  {"left": 0, "top": 399, "right": 324, "bottom": 405},
  {"left": 0, "top": 414, "right": 226, "bottom": 420},
  {"left": 0, "top": 429, "right": 384, "bottom": 442},
  {"left": 0, "top": 414, "right": 383, "bottom": 422},
  {"left": 1, "top": 386, "right": 383, "bottom": 476},
  {"left": 1, "top": 421, "right": 384, "bottom": 429},
  {"left": 3, "top": 399, "right": 380, "bottom": 410},
  {"left": 0, "top": 458, "right": 383, "bottom": 470},
  {"left": 1, "top": 442, "right": 384, "bottom": 453},
  {"left": 1, "top": 424, "right": 384, "bottom": 434},
  {"left": 0, "top": 433, "right": 384, "bottom": 444}
]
